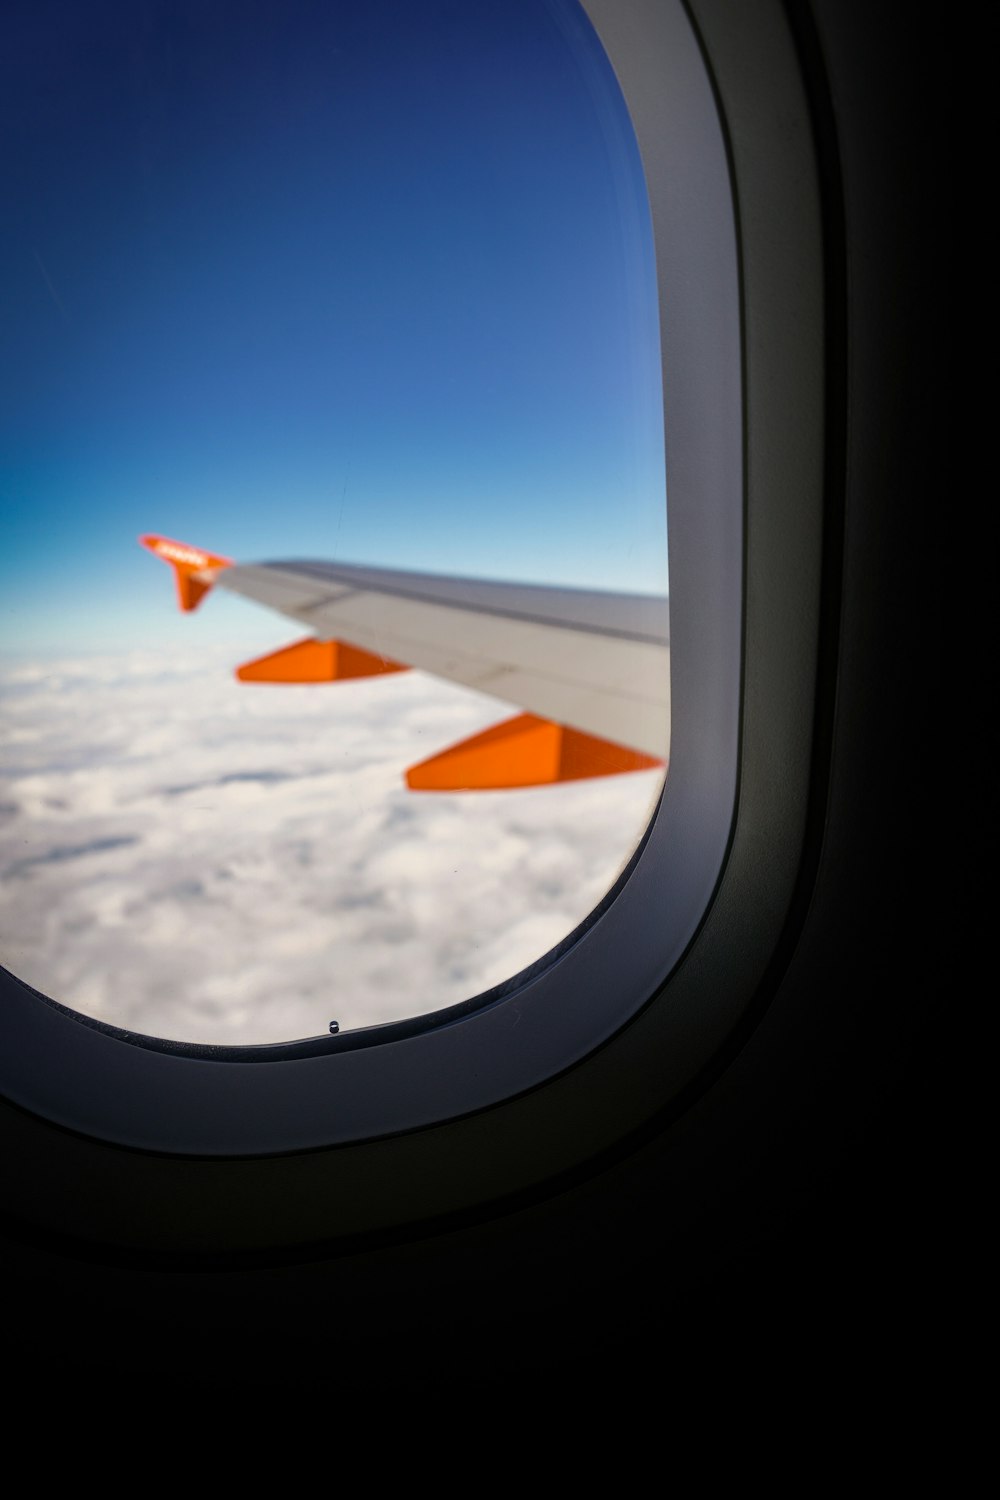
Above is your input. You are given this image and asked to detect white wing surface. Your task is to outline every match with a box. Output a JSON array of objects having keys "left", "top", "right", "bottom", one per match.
[
  {"left": 140, "top": 537, "right": 669, "bottom": 782},
  {"left": 218, "top": 558, "right": 670, "bottom": 759}
]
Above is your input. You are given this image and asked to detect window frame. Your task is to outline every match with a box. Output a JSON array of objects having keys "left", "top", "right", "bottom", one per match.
[{"left": 0, "top": 0, "right": 825, "bottom": 1252}]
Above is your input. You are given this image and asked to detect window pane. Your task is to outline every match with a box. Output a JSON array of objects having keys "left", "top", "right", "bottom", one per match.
[{"left": 0, "top": 0, "right": 668, "bottom": 1043}]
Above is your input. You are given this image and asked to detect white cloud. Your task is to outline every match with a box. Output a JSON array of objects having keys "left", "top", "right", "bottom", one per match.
[{"left": 0, "top": 647, "right": 664, "bottom": 1044}]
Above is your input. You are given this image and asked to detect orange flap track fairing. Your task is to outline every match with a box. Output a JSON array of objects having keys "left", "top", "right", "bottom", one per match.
[
  {"left": 140, "top": 534, "right": 233, "bottom": 612},
  {"left": 236, "top": 637, "right": 409, "bottom": 683},
  {"left": 406, "top": 713, "right": 664, "bottom": 791}
]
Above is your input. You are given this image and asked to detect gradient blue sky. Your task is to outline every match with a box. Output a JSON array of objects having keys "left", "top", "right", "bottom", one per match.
[{"left": 1, "top": 0, "right": 667, "bottom": 655}]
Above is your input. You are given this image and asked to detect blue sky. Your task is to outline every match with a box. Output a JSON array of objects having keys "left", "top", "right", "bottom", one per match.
[{"left": 1, "top": 0, "right": 667, "bottom": 655}]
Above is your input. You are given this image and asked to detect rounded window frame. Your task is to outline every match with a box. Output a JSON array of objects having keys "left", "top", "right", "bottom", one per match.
[{"left": 0, "top": 0, "right": 825, "bottom": 1252}]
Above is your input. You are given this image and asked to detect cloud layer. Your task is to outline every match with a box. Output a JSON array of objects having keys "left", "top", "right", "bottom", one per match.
[{"left": 0, "top": 647, "right": 664, "bottom": 1044}]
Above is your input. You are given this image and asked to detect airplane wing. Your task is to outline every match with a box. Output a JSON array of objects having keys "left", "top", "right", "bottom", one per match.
[{"left": 140, "top": 535, "right": 669, "bottom": 788}]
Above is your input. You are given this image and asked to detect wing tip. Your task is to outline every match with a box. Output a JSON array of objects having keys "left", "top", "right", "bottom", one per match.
[{"left": 139, "top": 533, "right": 233, "bottom": 612}]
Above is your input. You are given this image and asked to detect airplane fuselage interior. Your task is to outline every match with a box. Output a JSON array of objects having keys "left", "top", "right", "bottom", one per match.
[{"left": 0, "top": 0, "right": 941, "bottom": 1408}]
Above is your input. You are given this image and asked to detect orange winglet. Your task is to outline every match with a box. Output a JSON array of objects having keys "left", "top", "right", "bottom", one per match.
[
  {"left": 236, "top": 637, "right": 409, "bottom": 683},
  {"left": 140, "top": 534, "right": 233, "bottom": 612},
  {"left": 406, "top": 713, "right": 664, "bottom": 791}
]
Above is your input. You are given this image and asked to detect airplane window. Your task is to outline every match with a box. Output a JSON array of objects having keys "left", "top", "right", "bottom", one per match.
[{"left": 1, "top": 0, "right": 668, "bottom": 1045}]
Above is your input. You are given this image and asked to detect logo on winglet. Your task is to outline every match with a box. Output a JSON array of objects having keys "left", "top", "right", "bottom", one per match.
[{"left": 151, "top": 540, "right": 211, "bottom": 569}]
